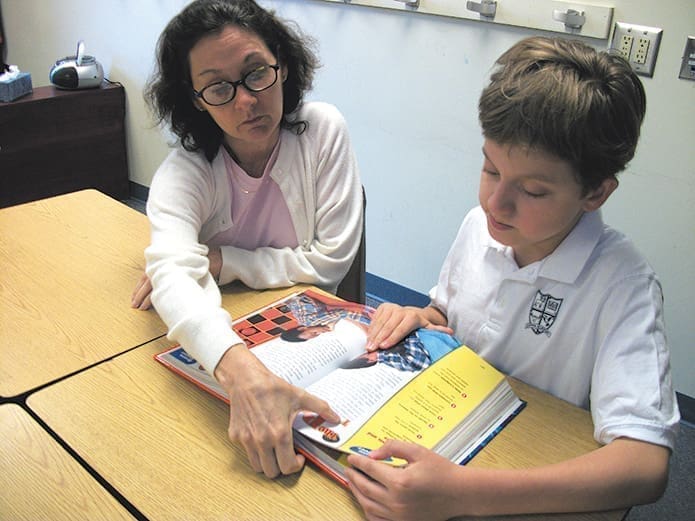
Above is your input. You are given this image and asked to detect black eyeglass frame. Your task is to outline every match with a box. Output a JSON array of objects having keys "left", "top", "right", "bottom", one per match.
[{"left": 192, "top": 63, "right": 281, "bottom": 106}]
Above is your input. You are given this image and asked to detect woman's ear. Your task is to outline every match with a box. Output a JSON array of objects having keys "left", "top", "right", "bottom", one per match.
[
  {"left": 281, "top": 65, "right": 289, "bottom": 83},
  {"left": 582, "top": 177, "right": 618, "bottom": 212}
]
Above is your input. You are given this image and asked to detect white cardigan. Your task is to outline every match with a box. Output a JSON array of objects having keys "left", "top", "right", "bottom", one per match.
[{"left": 145, "top": 102, "right": 363, "bottom": 373}]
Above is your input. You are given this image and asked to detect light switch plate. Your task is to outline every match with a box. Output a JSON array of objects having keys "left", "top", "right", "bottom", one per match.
[{"left": 609, "top": 22, "right": 663, "bottom": 77}]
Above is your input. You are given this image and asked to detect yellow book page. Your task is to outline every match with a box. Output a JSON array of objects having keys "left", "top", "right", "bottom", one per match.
[{"left": 339, "top": 346, "right": 504, "bottom": 463}]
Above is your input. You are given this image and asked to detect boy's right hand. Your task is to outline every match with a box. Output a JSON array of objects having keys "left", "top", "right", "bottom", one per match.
[{"left": 366, "top": 303, "right": 452, "bottom": 351}]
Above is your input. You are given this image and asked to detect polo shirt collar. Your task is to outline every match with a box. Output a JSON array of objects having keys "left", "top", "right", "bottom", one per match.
[
  {"left": 481, "top": 209, "right": 604, "bottom": 285},
  {"left": 538, "top": 209, "right": 604, "bottom": 284}
]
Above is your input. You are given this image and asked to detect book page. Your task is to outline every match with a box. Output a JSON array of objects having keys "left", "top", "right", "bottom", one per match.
[
  {"left": 155, "top": 289, "right": 376, "bottom": 390},
  {"left": 292, "top": 345, "right": 509, "bottom": 463},
  {"left": 231, "top": 289, "right": 374, "bottom": 387},
  {"left": 250, "top": 319, "right": 367, "bottom": 388},
  {"left": 294, "top": 362, "right": 419, "bottom": 446},
  {"left": 339, "top": 347, "right": 505, "bottom": 455},
  {"left": 292, "top": 328, "right": 463, "bottom": 450}
]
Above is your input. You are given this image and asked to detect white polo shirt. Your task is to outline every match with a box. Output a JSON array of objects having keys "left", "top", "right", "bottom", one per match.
[{"left": 431, "top": 206, "right": 679, "bottom": 449}]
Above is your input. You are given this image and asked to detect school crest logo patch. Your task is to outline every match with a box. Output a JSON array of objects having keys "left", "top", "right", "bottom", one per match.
[{"left": 525, "top": 291, "right": 563, "bottom": 337}]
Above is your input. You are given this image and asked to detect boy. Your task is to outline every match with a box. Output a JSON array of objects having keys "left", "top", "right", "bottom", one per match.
[{"left": 346, "top": 36, "right": 680, "bottom": 519}]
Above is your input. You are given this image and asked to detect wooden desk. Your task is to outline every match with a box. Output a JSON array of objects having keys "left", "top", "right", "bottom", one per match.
[
  {"left": 27, "top": 285, "right": 626, "bottom": 521},
  {"left": 0, "top": 403, "right": 135, "bottom": 520},
  {"left": 0, "top": 189, "right": 165, "bottom": 397}
]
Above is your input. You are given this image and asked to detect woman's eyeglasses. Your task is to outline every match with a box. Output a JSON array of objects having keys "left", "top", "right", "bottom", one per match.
[{"left": 192, "top": 63, "right": 280, "bottom": 106}]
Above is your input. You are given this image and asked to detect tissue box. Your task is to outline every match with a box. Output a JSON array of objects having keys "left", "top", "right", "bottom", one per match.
[{"left": 0, "top": 72, "right": 33, "bottom": 102}]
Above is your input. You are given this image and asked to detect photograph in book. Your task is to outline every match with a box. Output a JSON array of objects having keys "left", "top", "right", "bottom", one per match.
[{"left": 155, "top": 289, "right": 526, "bottom": 486}]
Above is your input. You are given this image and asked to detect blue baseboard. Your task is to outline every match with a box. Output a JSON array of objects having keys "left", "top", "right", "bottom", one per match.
[
  {"left": 129, "top": 181, "right": 149, "bottom": 202},
  {"left": 677, "top": 392, "right": 695, "bottom": 427},
  {"left": 365, "top": 272, "right": 429, "bottom": 307}
]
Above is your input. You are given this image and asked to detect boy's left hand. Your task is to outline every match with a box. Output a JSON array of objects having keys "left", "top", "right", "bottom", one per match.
[
  {"left": 346, "top": 440, "right": 463, "bottom": 521},
  {"left": 366, "top": 303, "right": 452, "bottom": 351}
]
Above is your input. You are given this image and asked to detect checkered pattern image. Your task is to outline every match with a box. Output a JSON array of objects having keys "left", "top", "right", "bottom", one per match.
[{"left": 233, "top": 301, "right": 300, "bottom": 348}]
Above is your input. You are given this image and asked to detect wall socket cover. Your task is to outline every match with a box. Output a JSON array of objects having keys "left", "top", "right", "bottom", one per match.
[
  {"left": 610, "top": 22, "right": 663, "bottom": 77},
  {"left": 679, "top": 36, "right": 695, "bottom": 81}
]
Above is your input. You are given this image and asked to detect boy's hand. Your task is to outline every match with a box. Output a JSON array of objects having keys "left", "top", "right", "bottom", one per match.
[
  {"left": 346, "top": 440, "right": 463, "bottom": 521},
  {"left": 366, "top": 303, "right": 452, "bottom": 351}
]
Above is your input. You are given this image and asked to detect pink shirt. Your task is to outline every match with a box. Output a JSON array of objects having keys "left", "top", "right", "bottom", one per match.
[{"left": 207, "top": 142, "right": 298, "bottom": 250}]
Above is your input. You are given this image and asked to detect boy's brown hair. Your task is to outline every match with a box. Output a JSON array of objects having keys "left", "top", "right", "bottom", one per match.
[{"left": 478, "top": 36, "right": 646, "bottom": 193}]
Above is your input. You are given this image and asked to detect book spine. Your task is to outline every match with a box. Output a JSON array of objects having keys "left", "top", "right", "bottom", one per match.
[{"left": 458, "top": 400, "right": 527, "bottom": 466}]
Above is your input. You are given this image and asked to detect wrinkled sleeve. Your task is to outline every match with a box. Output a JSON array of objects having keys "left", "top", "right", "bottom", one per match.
[{"left": 145, "top": 149, "right": 243, "bottom": 374}]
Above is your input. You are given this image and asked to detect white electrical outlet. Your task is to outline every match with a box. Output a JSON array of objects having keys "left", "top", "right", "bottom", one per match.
[
  {"left": 610, "top": 22, "right": 663, "bottom": 77},
  {"left": 634, "top": 37, "right": 650, "bottom": 64},
  {"left": 619, "top": 34, "right": 634, "bottom": 60}
]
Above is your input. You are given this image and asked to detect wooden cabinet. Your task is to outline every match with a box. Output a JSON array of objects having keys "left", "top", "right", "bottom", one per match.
[{"left": 0, "top": 83, "right": 129, "bottom": 208}]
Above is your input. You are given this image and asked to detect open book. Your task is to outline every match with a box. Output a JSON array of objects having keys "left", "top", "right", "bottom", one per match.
[{"left": 155, "top": 289, "right": 525, "bottom": 486}]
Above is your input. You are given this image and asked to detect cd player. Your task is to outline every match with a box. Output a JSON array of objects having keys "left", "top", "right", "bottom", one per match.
[{"left": 49, "top": 40, "right": 103, "bottom": 89}]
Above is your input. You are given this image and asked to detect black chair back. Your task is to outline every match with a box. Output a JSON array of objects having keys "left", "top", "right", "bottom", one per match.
[{"left": 336, "top": 187, "right": 366, "bottom": 304}]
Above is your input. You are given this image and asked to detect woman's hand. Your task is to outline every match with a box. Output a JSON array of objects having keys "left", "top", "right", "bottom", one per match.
[
  {"left": 131, "top": 246, "right": 222, "bottom": 310},
  {"left": 214, "top": 344, "right": 340, "bottom": 478},
  {"left": 366, "top": 303, "right": 452, "bottom": 351},
  {"left": 208, "top": 246, "right": 222, "bottom": 281},
  {"left": 131, "top": 272, "right": 153, "bottom": 310}
]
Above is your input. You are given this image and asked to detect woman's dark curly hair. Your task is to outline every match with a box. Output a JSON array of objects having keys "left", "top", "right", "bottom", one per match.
[{"left": 146, "top": 0, "right": 319, "bottom": 161}]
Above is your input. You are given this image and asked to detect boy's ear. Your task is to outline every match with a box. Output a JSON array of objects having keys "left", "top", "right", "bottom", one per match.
[{"left": 582, "top": 177, "right": 618, "bottom": 212}]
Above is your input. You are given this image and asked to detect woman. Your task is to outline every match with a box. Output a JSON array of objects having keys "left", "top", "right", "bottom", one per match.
[{"left": 132, "top": 0, "right": 363, "bottom": 478}]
